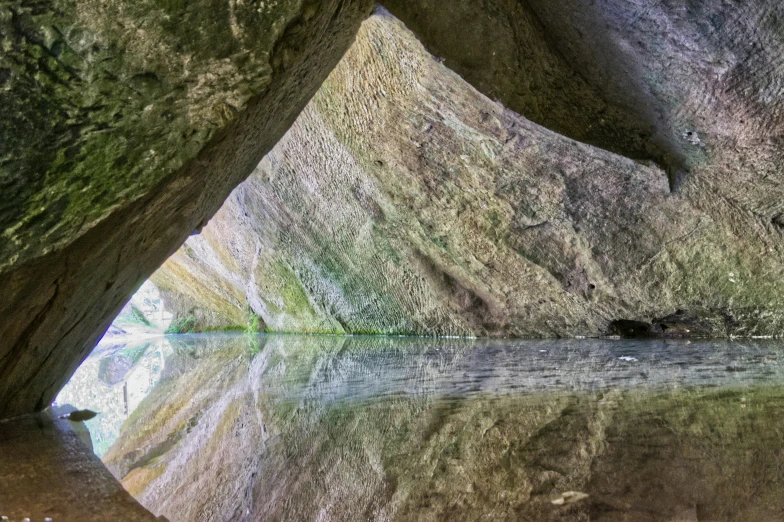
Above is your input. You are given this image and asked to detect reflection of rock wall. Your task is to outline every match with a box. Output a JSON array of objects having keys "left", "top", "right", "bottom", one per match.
[
  {"left": 153, "top": 11, "right": 784, "bottom": 338},
  {"left": 102, "top": 335, "right": 784, "bottom": 522},
  {"left": 103, "top": 336, "right": 264, "bottom": 519}
]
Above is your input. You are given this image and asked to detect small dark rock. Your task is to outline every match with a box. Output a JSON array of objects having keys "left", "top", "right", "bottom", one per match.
[{"left": 59, "top": 409, "right": 98, "bottom": 422}]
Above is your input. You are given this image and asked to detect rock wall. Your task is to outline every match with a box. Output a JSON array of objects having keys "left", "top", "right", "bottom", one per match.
[
  {"left": 384, "top": 0, "right": 784, "bottom": 190},
  {"left": 153, "top": 10, "right": 784, "bottom": 338},
  {"left": 0, "top": 0, "right": 372, "bottom": 418},
  {"left": 152, "top": 243, "right": 253, "bottom": 334}
]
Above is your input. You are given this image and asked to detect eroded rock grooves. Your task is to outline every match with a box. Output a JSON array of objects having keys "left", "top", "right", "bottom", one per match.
[
  {"left": 154, "top": 11, "right": 784, "bottom": 339},
  {"left": 0, "top": 0, "right": 374, "bottom": 418}
]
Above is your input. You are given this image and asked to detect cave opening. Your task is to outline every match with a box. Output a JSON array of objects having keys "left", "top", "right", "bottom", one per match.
[{"left": 3, "top": 1, "right": 784, "bottom": 520}]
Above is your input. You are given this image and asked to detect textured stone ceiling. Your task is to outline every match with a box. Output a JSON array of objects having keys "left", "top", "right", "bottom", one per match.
[{"left": 151, "top": 9, "right": 784, "bottom": 340}]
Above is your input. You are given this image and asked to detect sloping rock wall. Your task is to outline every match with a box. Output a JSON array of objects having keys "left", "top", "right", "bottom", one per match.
[{"left": 154, "top": 11, "right": 784, "bottom": 338}]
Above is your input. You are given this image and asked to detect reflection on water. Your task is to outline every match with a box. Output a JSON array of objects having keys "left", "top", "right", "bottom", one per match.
[
  {"left": 59, "top": 334, "right": 784, "bottom": 521},
  {"left": 55, "top": 339, "right": 168, "bottom": 456}
]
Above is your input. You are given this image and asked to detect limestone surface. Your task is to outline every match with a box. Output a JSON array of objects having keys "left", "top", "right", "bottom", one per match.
[{"left": 154, "top": 11, "right": 784, "bottom": 338}]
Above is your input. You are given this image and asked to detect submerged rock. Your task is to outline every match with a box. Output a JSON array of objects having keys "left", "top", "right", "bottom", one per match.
[
  {"left": 153, "top": 11, "right": 784, "bottom": 338},
  {"left": 58, "top": 408, "right": 98, "bottom": 422}
]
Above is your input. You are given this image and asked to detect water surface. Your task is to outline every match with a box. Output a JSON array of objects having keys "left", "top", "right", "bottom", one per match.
[{"left": 57, "top": 334, "right": 784, "bottom": 521}]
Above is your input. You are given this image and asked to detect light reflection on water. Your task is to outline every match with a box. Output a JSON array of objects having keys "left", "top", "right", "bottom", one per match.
[
  {"left": 55, "top": 337, "right": 170, "bottom": 456},
  {"left": 57, "top": 334, "right": 784, "bottom": 521}
]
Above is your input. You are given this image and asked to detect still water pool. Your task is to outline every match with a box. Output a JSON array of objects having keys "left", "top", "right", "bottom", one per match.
[{"left": 56, "top": 333, "right": 784, "bottom": 521}]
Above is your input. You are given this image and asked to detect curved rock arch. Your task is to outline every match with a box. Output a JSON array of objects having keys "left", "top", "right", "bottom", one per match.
[
  {"left": 2, "top": 0, "right": 784, "bottom": 419},
  {"left": 0, "top": 0, "right": 374, "bottom": 418}
]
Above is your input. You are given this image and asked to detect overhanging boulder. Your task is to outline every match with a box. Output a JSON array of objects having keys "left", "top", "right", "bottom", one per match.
[{"left": 0, "top": 0, "right": 372, "bottom": 418}]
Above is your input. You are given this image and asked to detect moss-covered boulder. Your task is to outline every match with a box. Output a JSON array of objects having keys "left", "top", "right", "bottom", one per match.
[{"left": 0, "top": 0, "right": 372, "bottom": 418}]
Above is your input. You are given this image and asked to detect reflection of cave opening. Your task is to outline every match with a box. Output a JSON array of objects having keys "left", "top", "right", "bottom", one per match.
[{"left": 105, "top": 281, "right": 174, "bottom": 338}]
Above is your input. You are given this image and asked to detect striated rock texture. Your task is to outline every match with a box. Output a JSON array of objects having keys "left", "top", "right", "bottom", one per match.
[
  {"left": 102, "top": 335, "right": 784, "bottom": 522},
  {"left": 154, "top": 10, "right": 784, "bottom": 338},
  {"left": 384, "top": 0, "right": 784, "bottom": 190},
  {"left": 152, "top": 245, "right": 253, "bottom": 334},
  {"left": 0, "top": 0, "right": 372, "bottom": 418}
]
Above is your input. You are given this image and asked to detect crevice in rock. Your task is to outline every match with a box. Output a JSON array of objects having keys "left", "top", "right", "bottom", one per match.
[
  {"left": 772, "top": 212, "right": 784, "bottom": 231},
  {"left": 606, "top": 319, "right": 654, "bottom": 338},
  {"left": 607, "top": 309, "right": 725, "bottom": 339}
]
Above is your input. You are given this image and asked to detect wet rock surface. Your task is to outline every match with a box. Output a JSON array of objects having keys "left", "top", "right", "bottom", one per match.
[
  {"left": 155, "top": 11, "right": 784, "bottom": 338},
  {"left": 69, "top": 333, "right": 784, "bottom": 522},
  {"left": 0, "top": 412, "right": 160, "bottom": 521}
]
